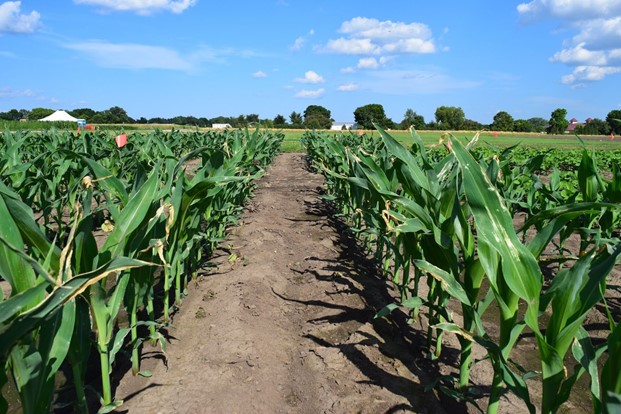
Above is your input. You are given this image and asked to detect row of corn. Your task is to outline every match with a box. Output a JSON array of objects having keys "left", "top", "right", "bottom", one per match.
[
  {"left": 0, "top": 127, "right": 283, "bottom": 413},
  {"left": 303, "top": 126, "right": 621, "bottom": 413}
]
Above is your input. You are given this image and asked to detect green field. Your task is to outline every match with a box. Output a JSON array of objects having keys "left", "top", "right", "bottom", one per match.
[
  {"left": 4, "top": 122, "right": 619, "bottom": 151},
  {"left": 279, "top": 128, "right": 621, "bottom": 152}
]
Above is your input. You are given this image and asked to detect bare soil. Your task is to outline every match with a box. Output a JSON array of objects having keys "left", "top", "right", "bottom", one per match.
[{"left": 113, "top": 153, "right": 448, "bottom": 414}]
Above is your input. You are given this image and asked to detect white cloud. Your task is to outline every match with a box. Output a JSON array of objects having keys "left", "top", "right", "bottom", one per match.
[
  {"left": 356, "top": 56, "right": 392, "bottom": 70},
  {"left": 65, "top": 40, "right": 194, "bottom": 70},
  {"left": 0, "top": 1, "right": 40, "bottom": 33},
  {"left": 73, "top": 0, "right": 196, "bottom": 14},
  {"left": 573, "top": 17, "right": 621, "bottom": 49},
  {"left": 294, "top": 70, "right": 324, "bottom": 83},
  {"left": 357, "top": 57, "right": 379, "bottom": 69},
  {"left": 319, "top": 17, "right": 436, "bottom": 55},
  {"left": 290, "top": 29, "right": 314, "bottom": 51},
  {"left": 340, "top": 17, "right": 432, "bottom": 39},
  {"left": 252, "top": 70, "right": 267, "bottom": 78},
  {"left": 291, "top": 36, "right": 305, "bottom": 51},
  {"left": 609, "top": 48, "right": 621, "bottom": 60},
  {"left": 337, "top": 83, "right": 358, "bottom": 91},
  {"left": 0, "top": 86, "right": 35, "bottom": 98},
  {"left": 295, "top": 88, "right": 325, "bottom": 98},
  {"left": 550, "top": 43, "right": 608, "bottom": 65},
  {"left": 561, "top": 65, "right": 621, "bottom": 84},
  {"left": 518, "top": 0, "right": 621, "bottom": 21},
  {"left": 341, "top": 66, "right": 355, "bottom": 74},
  {"left": 322, "top": 38, "right": 382, "bottom": 54},
  {"left": 518, "top": 1, "right": 621, "bottom": 84}
]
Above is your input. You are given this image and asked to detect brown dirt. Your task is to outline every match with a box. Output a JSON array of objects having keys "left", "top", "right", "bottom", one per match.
[{"left": 113, "top": 153, "right": 447, "bottom": 414}]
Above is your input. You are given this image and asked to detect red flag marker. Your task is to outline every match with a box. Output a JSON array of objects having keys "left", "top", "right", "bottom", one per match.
[
  {"left": 115, "top": 133, "right": 127, "bottom": 148},
  {"left": 493, "top": 131, "right": 499, "bottom": 138},
  {"left": 358, "top": 129, "right": 364, "bottom": 136},
  {"left": 611, "top": 132, "right": 615, "bottom": 141}
]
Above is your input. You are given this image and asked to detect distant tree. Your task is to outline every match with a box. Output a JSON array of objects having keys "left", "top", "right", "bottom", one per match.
[
  {"left": 528, "top": 117, "right": 547, "bottom": 133},
  {"left": 29, "top": 107, "right": 54, "bottom": 120},
  {"left": 575, "top": 118, "right": 610, "bottom": 135},
  {"left": 246, "top": 114, "right": 260, "bottom": 124},
  {"left": 463, "top": 119, "right": 483, "bottom": 130},
  {"left": 401, "top": 108, "right": 425, "bottom": 130},
  {"left": 514, "top": 119, "right": 535, "bottom": 132},
  {"left": 289, "top": 111, "right": 303, "bottom": 128},
  {"left": 547, "top": 108, "right": 569, "bottom": 134},
  {"left": 354, "top": 104, "right": 392, "bottom": 129},
  {"left": 492, "top": 111, "right": 514, "bottom": 131},
  {"left": 423, "top": 121, "right": 436, "bottom": 130},
  {"left": 606, "top": 110, "right": 621, "bottom": 134},
  {"left": 304, "top": 114, "right": 328, "bottom": 129},
  {"left": 69, "top": 108, "right": 97, "bottom": 121},
  {"left": 303, "top": 105, "right": 333, "bottom": 129},
  {"left": 235, "top": 114, "right": 247, "bottom": 127},
  {"left": 136, "top": 117, "right": 148, "bottom": 124},
  {"left": 109, "top": 106, "right": 133, "bottom": 123},
  {"left": 434, "top": 106, "right": 465, "bottom": 130},
  {"left": 273, "top": 114, "right": 287, "bottom": 127},
  {"left": 210, "top": 115, "right": 233, "bottom": 126},
  {"left": 0, "top": 109, "right": 21, "bottom": 121},
  {"left": 91, "top": 106, "right": 133, "bottom": 123}
]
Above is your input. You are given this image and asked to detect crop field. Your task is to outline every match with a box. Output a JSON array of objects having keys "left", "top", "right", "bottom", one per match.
[
  {"left": 302, "top": 127, "right": 621, "bottom": 413},
  {"left": 280, "top": 129, "right": 621, "bottom": 152},
  {"left": 1, "top": 125, "right": 620, "bottom": 413},
  {"left": 0, "top": 127, "right": 283, "bottom": 413}
]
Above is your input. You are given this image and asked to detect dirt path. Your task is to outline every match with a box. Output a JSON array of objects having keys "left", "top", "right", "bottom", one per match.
[{"left": 114, "top": 153, "right": 446, "bottom": 414}]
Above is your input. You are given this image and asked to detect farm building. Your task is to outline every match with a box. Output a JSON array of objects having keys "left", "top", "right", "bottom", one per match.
[
  {"left": 565, "top": 117, "right": 593, "bottom": 133},
  {"left": 330, "top": 122, "right": 357, "bottom": 131},
  {"left": 212, "top": 123, "right": 232, "bottom": 129}
]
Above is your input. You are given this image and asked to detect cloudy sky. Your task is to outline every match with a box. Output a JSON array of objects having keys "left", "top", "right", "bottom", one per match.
[{"left": 1, "top": 0, "right": 621, "bottom": 124}]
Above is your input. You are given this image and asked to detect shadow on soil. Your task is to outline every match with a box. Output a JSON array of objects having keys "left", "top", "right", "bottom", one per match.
[{"left": 274, "top": 171, "right": 474, "bottom": 412}]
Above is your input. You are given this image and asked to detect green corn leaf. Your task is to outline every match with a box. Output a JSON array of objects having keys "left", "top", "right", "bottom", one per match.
[
  {"left": 374, "top": 123, "right": 433, "bottom": 195},
  {"left": 100, "top": 166, "right": 160, "bottom": 260},
  {"left": 0, "top": 256, "right": 155, "bottom": 357},
  {"left": 0, "top": 181, "right": 60, "bottom": 271},
  {"left": 79, "top": 155, "right": 128, "bottom": 206},
  {"left": 450, "top": 136, "right": 542, "bottom": 331},
  {"left": 414, "top": 259, "right": 471, "bottom": 306},
  {"left": 578, "top": 148, "right": 603, "bottom": 202},
  {"left": 602, "top": 320, "right": 621, "bottom": 412},
  {"left": 0, "top": 284, "right": 48, "bottom": 326},
  {"left": 0, "top": 194, "right": 38, "bottom": 295}
]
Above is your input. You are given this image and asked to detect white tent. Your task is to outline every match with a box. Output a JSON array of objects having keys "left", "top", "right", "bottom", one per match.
[{"left": 40, "top": 110, "right": 79, "bottom": 122}]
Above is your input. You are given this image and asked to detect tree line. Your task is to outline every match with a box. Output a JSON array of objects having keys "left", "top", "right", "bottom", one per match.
[{"left": 2, "top": 105, "right": 620, "bottom": 135}]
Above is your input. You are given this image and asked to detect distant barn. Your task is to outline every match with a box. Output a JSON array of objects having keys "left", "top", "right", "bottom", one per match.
[
  {"left": 212, "top": 123, "right": 232, "bottom": 129},
  {"left": 566, "top": 117, "right": 593, "bottom": 133},
  {"left": 330, "top": 122, "right": 357, "bottom": 131}
]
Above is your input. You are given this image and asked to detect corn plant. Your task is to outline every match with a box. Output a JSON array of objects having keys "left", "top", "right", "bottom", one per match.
[{"left": 304, "top": 126, "right": 621, "bottom": 413}]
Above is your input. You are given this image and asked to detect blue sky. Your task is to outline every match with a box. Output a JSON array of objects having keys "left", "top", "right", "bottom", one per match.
[{"left": 1, "top": 0, "right": 621, "bottom": 124}]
